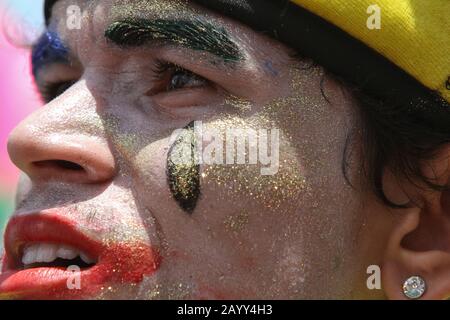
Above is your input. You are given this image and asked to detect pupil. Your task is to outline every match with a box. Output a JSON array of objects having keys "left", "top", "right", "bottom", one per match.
[{"left": 170, "top": 71, "right": 191, "bottom": 90}]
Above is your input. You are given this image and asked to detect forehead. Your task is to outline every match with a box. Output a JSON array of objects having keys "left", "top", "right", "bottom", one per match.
[
  {"left": 48, "top": 0, "right": 239, "bottom": 53},
  {"left": 45, "top": 0, "right": 291, "bottom": 68},
  {"left": 51, "top": 0, "right": 219, "bottom": 30}
]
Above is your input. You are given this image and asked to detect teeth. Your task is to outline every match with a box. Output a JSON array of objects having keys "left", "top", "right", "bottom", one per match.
[
  {"left": 36, "top": 243, "right": 58, "bottom": 263},
  {"left": 56, "top": 245, "right": 79, "bottom": 260},
  {"left": 22, "top": 246, "right": 37, "bottom": 265},
  {"left": 21, "top": 243, "right": 95, "bottom": 266},
  {"left": 80, "top": 252, "right": 95, "bottom": 264}
]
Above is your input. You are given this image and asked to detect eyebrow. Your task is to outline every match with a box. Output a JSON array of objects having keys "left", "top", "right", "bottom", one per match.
[
  {"left": 104, "top": 18, "right": 243, "bottom": 63},
  {"left": 31, "top": 30, "right": 69, "bottom": 78}
]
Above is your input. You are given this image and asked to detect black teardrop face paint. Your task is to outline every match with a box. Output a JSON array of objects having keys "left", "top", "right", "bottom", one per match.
[{"left": 167, "top": 121, "right": 200, "bottom": 214}]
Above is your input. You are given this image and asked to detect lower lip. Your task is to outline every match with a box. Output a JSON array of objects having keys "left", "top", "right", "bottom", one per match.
[{"left": 0, "top": 243, "right": 161, "bottom": 299}]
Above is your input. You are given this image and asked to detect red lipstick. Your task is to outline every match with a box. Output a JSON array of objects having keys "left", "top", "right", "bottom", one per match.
[{"left": 0, "top": 212, "right": 160, "bottom": 299}]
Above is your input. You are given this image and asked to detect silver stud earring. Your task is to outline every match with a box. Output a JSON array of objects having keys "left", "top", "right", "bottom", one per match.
[{"left": 403, "top": 276, "right": 426, "bottom": 299}]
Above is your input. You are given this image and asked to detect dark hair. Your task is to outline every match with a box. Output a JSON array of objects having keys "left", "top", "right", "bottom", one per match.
[{"left": 344, "top": 82, "right": 450, "bottom": 208}]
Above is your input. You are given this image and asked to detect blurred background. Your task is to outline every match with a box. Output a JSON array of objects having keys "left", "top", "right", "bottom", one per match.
[{"left": 0, "top": 0, "right": 45, "bottom": 244}]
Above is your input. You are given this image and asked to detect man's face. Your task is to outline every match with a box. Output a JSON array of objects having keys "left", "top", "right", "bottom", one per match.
[{"left": 1, "top": 0, "right": 386, "bottom": 299}]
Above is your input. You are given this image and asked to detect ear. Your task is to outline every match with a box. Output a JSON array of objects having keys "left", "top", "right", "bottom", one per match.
[{"left": 382, "top": 146, "right": 450, "bottom": 300}]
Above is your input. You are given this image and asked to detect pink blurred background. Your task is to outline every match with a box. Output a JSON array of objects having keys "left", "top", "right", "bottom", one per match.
[{"left": 0, "top": 0, "right": 45, "bottom": 234}]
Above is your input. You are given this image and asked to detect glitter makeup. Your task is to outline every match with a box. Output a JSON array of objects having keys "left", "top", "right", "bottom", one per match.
[
  {"left": 105, "top": 18, "right": 243, "bottom": 63},
  {"left": 167, "top": 121, "right": 201, "bottom": 213}
]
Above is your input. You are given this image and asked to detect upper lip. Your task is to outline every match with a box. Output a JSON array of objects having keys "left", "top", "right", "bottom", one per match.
[
  {"left": 1, "top": 209, "right": 161, "bottom": 299},
  {"left": 2, "top": 211, "right": 102, "bottom": 271}
]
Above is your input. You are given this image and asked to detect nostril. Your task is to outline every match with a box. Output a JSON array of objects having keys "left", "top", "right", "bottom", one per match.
[
  {"left": 8, "top": 125, "right": 116, "bottom": 183},
  {"left": 34, "top": 160, "right": 84, "bottom": 171}
]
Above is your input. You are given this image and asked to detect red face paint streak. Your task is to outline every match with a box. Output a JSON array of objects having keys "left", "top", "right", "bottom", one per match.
[
  {"left": 0, "top": 213, "right": 161, "bottom": 300},
  {"left": 91, "top": 243, "right": 161, "bottom": 284}
]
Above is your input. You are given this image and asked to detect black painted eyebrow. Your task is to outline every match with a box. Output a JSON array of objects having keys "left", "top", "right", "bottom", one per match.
[{"left": 104, "top": 18, "right": 243, "bottom": 63}]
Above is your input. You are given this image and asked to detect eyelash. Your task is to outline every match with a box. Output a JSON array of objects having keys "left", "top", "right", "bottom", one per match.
[
  {"left": 151, "top": 59, "right": 209, "bottom": 92},
  {"left": 38, "top": 60, "right": 209, "bottom": 103},
  {"left": 152, "top": 60, "right": 179, "bottom": 80}
]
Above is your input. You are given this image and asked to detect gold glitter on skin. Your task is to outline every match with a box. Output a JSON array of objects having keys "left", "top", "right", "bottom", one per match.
[
  {"left": 224, "top": 94, "right": 252, "bottom": 112},
  {"left": 199, "top": 103, "right": 309, "bottom": 212},
  {"left": 224, "top": 211, "right": 249, "bottom": 232},
  {"left": 199, "top": 64, "right": 339, "bottom": 215},
  {"left": 166, "top": 282, "right": 192, "bottom": 299},
  {"left": 111, "top": 0, "right": 191, "bottom": 21},
  {"left": 146, "top": 284, "right": 162, "bottom": 299},
  {"left": 18, "top": 0, "right": 377, "bottom": 300},
  {"left": 101, "top": 113, "right": 155, "bottom": 163},
  {"left": 192, "top": 61, "right": 362, "bottom": 298},
  {"left": 201, "top": 162, "right": 307, "bottom": 212}
]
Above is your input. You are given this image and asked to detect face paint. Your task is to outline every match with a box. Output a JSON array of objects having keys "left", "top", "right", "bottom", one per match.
[
  {"left": 224, "top": 94, "right": 252, "bottom": 112},
  {"left": 31, "top": 30, "right": 69, "bottom": 77},
  {"left": 199, "top": 111, "right": 307, "bottom": 212},
  {"left": 0, "top": 242, "right": 160, "bottom": 300},
  {"left": 10, "top": 0, "right": 374, "bottom": 300},
  {"left": 167, "top": 121, "right": 200, "bottom": 213},
  {"left": 0, "top": 213, "right": 161, "bottom": 300},
  {"left": 105, "top": 18, "right": 243, "bottom": 63},
  {"left": 223, "top": 211, "right": 249, "bottom": 232},
  {"left": 111, "top": 0, "right": 190, "bottom": 21}
]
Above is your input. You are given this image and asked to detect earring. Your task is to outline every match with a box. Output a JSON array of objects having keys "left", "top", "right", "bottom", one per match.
[{"left": 403, "top": 276, "right": 426, "bottom": 299}]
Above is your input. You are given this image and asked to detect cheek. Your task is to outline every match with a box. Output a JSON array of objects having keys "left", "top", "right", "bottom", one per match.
[
  {"left": 194, "top": 81, "right": 364, "bottom": 292},
  {"left": 195, "top": 90, "right": 353, "bottom": 223},
  {"left": 99, "top": 67, "right": 365, "bottom": 298}
]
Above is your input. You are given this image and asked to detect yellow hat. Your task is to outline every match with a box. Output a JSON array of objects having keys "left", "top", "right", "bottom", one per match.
[
  {"left": 292, "top": 0, "right": 449, "bottom": 103},
  {"left": 190, "top": 0, "right": 449, "bottom": 108}
]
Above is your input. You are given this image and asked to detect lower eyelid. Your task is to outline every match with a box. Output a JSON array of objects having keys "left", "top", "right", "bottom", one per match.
[{"left": 150, "top": 87, "right": 218, "bottom": 108}]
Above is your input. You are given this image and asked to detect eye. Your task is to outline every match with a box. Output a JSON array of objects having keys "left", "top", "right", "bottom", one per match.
[
  {"left": 151, "top": 60, "right": 209, "bottom": 94},
  {"left": 168, "top": 68, "right": 206, "bottom": 91}
]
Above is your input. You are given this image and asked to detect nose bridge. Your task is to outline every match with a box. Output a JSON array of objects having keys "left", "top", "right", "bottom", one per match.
[
  {"left": 20, "top": 80, "right": 108, "bottom": 141},
  {"left": 7, "top": 80, "right": 116, "bottom": 184}
]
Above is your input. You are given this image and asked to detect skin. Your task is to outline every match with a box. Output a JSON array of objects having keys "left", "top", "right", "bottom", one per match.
[{"left": 3, "top": 0, "right": 450, "bottom": 299}]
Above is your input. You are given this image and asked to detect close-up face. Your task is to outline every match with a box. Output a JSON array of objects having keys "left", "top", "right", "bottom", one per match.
[{"left": 0, "top": 0, "right": 449, "bottom": 300}]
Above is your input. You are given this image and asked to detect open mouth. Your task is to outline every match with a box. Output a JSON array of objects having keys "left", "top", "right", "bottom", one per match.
[
  {"left": 0, "top": 212, "right": 106, "bottom": 299},
  {"left": 0, "top": 211, "right": 161, "bottom": 299},
  {"left": 19, "top": 243, "right": 97, "bottom": 270}
]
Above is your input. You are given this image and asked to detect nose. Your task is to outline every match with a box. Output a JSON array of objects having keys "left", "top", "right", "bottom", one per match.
[{"left": 7, "top": 85, "right": 116, "bottom": 184}]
